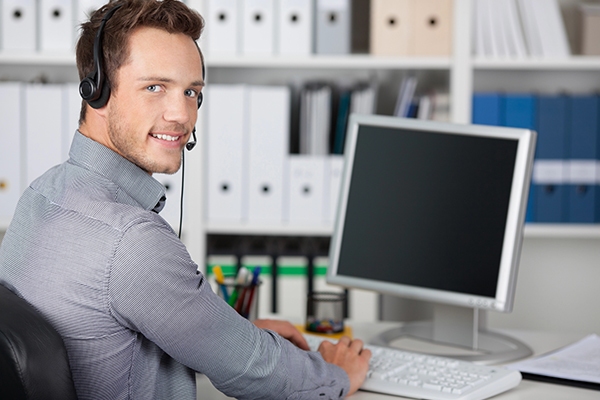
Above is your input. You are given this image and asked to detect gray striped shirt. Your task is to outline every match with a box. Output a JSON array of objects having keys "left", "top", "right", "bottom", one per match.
[{"left": 0, "top": 131, "right": 349, "bottom": 400}]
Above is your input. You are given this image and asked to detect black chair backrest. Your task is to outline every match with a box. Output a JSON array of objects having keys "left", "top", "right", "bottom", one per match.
[{"left": 0, "top": 284, "right": 78, "bottom": 400}]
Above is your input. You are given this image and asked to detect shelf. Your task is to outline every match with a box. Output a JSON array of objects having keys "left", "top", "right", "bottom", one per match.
[
  {"left": 202, "top": 222, "right": 600, "bottom": 239},
  {"left": 204, "top": 222, "right": 334, "bottom": 236},
  {"left": 205, "top": 54, "right": 452, "bottom": 70},
  {"left": 5, "top": 53, "right": 599, "bottom": 71},
  {"left": 524, "top": 224, "right": 600, "bottom": 239},
  {"left": 473, "top": 56, "right": 600, "bottom": 71}
]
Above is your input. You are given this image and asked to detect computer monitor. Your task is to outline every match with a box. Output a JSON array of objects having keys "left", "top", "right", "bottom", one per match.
[{"left": 327, "top": 114, "right": 536, "bottom": 364}]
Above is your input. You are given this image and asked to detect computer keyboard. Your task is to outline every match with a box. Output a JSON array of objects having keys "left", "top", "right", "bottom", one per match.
[{"left": 304, "top": 334, "right": 522, "bottom": 400}]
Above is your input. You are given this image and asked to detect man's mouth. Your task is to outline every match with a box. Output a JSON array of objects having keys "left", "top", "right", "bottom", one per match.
[{"left": 151, "top": 133, "right": 180, "bottom": 142}]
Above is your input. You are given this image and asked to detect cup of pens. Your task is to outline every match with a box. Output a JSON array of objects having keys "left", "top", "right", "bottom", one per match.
[{"left": 213, "top": 266, "right": 261, "bottom": 321}]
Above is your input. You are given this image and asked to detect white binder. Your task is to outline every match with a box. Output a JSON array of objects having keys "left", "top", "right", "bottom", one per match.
[
  {"left": 324, "top": 155, "right": 344, "bottom": 223},
  {"left": 246, "top": 86, "right": 290, "bottom": 223},
  {"left": 1, "top": 0, "right": 36, "bottom": 52},
  {"left": 277, "top": 0, "right": 313, "bottom": 55},
  {"left": 276, "top": 256, "right": 308, "bottom": 320},
  {"left": 204, "top": 85, "right": 247, "bottom": 222},
  {"left": 24, "top": 84, "right": 64, "bottom": 186},
  {"left": 241, "top": 0, "right": 275, "bottom": 55},
  {"left": 314, "top": 0, "right": 351, "bottom": 54},
  {"left": 154, "top": 170, "right": 182, "bottom": 232},
  {"left": 62, "top": 83, "right": 81, "bottom": 160},
  {"left": 205, "top": 0, "right": 239, "bottom": 56},
  {"left": 286, "top": 155, "right": 326, "bottom": 224},
  {"left": 0, "top": 83, "right": 23, "bottom": 224},
  {"left": 40, "top": 0, "right": 74, "bottom": 52}
]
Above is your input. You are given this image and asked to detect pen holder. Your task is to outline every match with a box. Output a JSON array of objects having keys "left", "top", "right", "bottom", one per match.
[
  {"left": 216, "top": 278, "right": 261, "bottom": 321},
  {"left": 306, "top": 291, "right": 345, "bottom": 334}
]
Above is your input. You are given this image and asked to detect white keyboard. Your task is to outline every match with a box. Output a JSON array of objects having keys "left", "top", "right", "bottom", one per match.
[{"left": 304, "top": 334, "right": 522, "bottom": 400}]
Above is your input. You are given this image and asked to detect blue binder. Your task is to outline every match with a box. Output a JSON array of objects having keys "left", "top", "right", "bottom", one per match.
[
  {"left": 503, "top": 94, "right": 538, "bottom": 222},
  {"left": 567, "top": 95, "right": 600, "bottom": 223},
  {"left": 472, "top": 93, "right": 504, "bottom": 126},
  {"left": 535, "top": 95, "right": 569, "bottom": 223}
]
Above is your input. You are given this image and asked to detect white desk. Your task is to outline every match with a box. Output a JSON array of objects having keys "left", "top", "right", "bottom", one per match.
[{"left": 196, "top": 321, "right": 599, "bottom": 399}]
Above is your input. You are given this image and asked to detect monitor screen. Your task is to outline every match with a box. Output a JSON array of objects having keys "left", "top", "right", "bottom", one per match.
[{"left": 327, "top": 115, "right": 536, "bottom": 313}]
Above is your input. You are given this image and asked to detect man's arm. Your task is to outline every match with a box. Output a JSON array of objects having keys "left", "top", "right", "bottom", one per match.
[
  {"left": 253, "top": 319, "right": 371, "bottom": 396},
  {"left": 109, "top": 220, "right": 354, "bottom": 399}
]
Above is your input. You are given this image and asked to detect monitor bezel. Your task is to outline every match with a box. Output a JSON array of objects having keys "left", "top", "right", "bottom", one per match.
[{"left": 327, "top": 114, "right": 536, "bottom": 313}]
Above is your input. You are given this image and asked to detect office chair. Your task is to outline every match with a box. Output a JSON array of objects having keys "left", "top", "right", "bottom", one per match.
[{"left": 0, "top": 284, "right": 78, "bottom": 400}]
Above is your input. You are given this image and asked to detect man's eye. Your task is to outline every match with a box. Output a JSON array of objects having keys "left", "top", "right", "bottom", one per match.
[
  {"left": 147, "top": 85, "right": 161, "bottom": 92},
  {"left": 184, "top": 89, "right": 198, "bottom": 97}
]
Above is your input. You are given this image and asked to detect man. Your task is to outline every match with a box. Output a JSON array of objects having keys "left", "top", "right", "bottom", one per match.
[{"left": 0, "top": 0, "right": 370, "bottom": 399}]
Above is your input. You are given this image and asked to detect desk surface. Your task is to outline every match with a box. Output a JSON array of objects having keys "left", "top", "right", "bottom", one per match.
[{"left": 196, "top": 321, "right": 599, "bottom": 399}]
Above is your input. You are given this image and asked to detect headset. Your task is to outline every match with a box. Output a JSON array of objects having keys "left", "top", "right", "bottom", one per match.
[{"left": 79, "top": 3, "right": 204, "bottom": 151}]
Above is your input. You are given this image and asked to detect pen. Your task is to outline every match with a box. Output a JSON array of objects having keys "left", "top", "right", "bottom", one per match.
[
  {"left": 228, "top": 267, "right": 248, "bottom": 307},
  {"left": 242, "top": 267, "right": 261, "bottom": 318},
  {"left": 212, "top": 265, "right": 229, "bottom": 302}
]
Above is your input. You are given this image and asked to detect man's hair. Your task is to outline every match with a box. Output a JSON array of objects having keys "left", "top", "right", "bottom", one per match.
[{"left": 76, "top": 0, "right": 204, "bottom": 122}]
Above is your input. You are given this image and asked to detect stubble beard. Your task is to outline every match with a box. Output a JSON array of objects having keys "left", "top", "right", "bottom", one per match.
[{"left": 107, "top": 108, "right": 182, "bottom": 175}]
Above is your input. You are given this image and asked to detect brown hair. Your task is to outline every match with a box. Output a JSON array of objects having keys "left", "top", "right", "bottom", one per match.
[{"left": 76, "top": 0, "right": 204, "bottom": 122}]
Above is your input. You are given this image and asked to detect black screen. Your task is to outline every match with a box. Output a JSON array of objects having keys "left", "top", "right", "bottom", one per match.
[{"left": 337, "top": 125, "right": 518, "bottom": 298}]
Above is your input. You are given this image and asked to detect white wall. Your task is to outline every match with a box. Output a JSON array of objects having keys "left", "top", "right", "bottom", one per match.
[{"left": 488, "top": 237, "right": 600, "bottom": 334}]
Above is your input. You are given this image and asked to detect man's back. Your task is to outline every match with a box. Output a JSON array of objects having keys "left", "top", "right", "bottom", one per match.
[{"left": 0, "top": 134, "right": 196, "bottom": 399}]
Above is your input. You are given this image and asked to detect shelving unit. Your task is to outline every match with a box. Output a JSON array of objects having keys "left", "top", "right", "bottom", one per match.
[{"left": 2, "top": 0, "right": 600, "bottom": 265}]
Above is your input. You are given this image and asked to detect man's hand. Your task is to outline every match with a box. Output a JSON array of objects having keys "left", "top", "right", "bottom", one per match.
[
  {"left": 253, "top": 319, "right": 310, "bottom": 350},
  {"left": 318, "top": 336, "right": 371, "bottom": 396}
]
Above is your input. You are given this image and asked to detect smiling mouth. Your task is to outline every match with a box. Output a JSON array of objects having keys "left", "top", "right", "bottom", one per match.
[{"left": 151, "top": 133, "right": 180, "bottom": 142}]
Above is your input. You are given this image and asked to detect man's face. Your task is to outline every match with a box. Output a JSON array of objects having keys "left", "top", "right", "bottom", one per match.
[{"left": 105, "top": 26, "right": 204, "bottom": 175}]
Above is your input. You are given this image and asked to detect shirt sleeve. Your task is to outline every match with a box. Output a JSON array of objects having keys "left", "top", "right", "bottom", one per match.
[{"left": 108, "top": 217, "right": 350, "bottom": 400}]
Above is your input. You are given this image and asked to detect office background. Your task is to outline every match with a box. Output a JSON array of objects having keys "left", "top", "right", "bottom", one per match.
[{"left": 1, "top": 0, "right": 600, "bottom": 334}]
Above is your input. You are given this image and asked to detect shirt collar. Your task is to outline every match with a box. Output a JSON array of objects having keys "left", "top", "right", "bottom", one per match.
[{"left": 68, "top": 131, "right": 167, "bottom": 212}]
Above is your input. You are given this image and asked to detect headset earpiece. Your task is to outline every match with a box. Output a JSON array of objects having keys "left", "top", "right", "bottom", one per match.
[{"left": 79, "top": 4, "right": 122, "bottom": 109}]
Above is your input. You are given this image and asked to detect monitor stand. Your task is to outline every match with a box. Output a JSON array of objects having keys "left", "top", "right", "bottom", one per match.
[{"left": 370, "top": 304, "right": 532, "bottom": 365}]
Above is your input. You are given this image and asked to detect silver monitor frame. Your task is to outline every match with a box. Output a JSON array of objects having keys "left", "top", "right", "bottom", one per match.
[{"left": 327, "top": 114, "right": 537, "bottom": 364}]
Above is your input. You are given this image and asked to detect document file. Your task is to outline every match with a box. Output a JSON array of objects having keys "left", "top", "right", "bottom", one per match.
[
  {"left": 0, "top": 83, "right": 23, "bottom": 224},
  {"left": 24, "top": 84, "right": 64, "bottom": 183},
  {"left": 241, "top": 0, "right": 275, "bottom": 55},
  {"left": 40, "top": 0, "right": 74, "bottom": 52},
  {"left": 315, "top": 0, "right": 351, "bottom": 54},
  {"left": 63, "top": 83, "right": 81, "bottom": 160},
  {"left": 370, "top": 0, "right": 412, "bottom": 56},
  {"left": 205, "top": 0, "right": 239, "bottom": 55},
  {"left": 472, "top": 92, "right": 504, "bottom": 126},
  {"left": 246, "top": 86, "right": 290, "bottom": 223},
  {"left": 534, "top": 95, "right": 569, "bottom": 223},
  {"left": 520, "top": 0, "right": 570, "bottom": 57},
  {"left": 503, "top": 93, "right": 537, "bottom": 222},
  {"left": 277, "top": 0, "right": 313, "bottom": 55},
  {"left": 324, "top": 155, "right": 344, "bottom": 223},
  {"left": 567, "top": 95, "right": 600, "bottom": 223},
  {"left": 204, "top": 85, "right": 246, "bottom": 222},
  {"left": 276, "top": 256, "right": 309, "bottom": 319},
  {"left": 24, "top": 85, "right": 64, "bottom": 187},
  {"left": 299, "top": 83, "right": 332, "bottom": 155},
  {"left": 411, "top": 0, "right": 453, "bottom": 56},
  {"left": 286, "top": 156, "right": 326, "bottom": 224},
  {"left": 1, "top": 0, "right": 36, "bottom": 52},
  {"left": 154, "top": 170, "right": 182, "bottom": 232}
]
